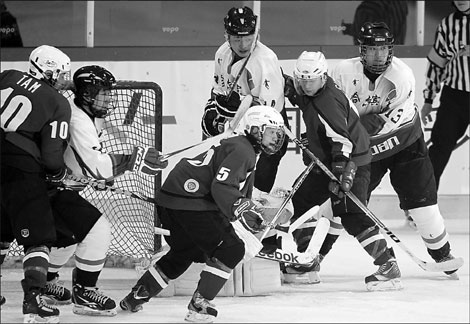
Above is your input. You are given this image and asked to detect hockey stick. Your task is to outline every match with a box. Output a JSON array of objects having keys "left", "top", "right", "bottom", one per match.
[
  {"left": 259, "top": 159, "right": 317, "bottom": 241},
  {"left": 288, "top": 205, "right": 320, "bottom": 234},
  {"left": 284, "top": 127, "right": 464, "bottom": 273},
  {"left": 160, "top": 95, "right": 253, "bottom": 161},
  {"left": 66, "top": 174, "right": 156, "bottom": 204}
]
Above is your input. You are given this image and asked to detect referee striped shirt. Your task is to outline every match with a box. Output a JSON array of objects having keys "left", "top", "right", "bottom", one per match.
[{"left": 424, "top": 11, "right": 470, "bottom": 102}]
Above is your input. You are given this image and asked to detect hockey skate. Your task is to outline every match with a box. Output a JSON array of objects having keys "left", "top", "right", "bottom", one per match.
[
  {"left": 282, "top": 254, "right": 324, "bottom": 284},
  {"left": 23, "top": 289, "right": 60, "bottom": 323},
  {"left": 43, "top": 276, "right": 72, "bottom": 305},
  {"left": 365, "top": 259, "right": 403, "bottom": 291},
  {"left": 72, "top": 283, "right": 117, "bottom": 316},
  {"left": 184, "top": 290, "right": 218, "bottom": 323},
  {"left": 438, "top": 254, "right": 460, "bottom": 280},
  {"left": 120, "top": 284, "right": 150, "bottom": 312}
]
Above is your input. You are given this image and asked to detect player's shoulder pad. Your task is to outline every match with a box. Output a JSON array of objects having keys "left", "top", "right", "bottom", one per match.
[
  {"left": 222, "top": 135, "right": 257, "bottom": 159},
  {"left": 215, "top": 42, "right": 231, "bottom": 59},
  {"left": 385, "top": 57, "right": 415, "bottom": 85},
  {"left": 333, "top": 57, "right": 361, "bottom": 74}
]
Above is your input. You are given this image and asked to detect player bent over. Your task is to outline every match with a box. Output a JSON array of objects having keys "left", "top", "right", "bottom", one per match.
[
  {"left": 120, "top": 106, "right": 286, "bottom": 323},
  {"left": 1, "top": 45, "right": 71, "bottom": 323},
  {"left": 42, "top": 65, "right": 168, "bottom": 316},
  {"left": 283, "top": 51, "right": 402, "bottom": 291}
]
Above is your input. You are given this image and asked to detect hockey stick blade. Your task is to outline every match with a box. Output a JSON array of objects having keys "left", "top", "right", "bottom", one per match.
[
  {"left": 416, "top": 257, "right": 464, "bottom": 272},
  {"left": 160, "top": 95, "right": 253, "bottom": 161},
  {"left": 283, "top": 127, "right": 463, "bottom": 273}
]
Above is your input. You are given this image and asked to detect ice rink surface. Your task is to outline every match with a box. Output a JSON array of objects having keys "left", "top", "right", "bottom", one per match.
[{"left": 1, "top": 219, "right": 468, "bottom": 323}]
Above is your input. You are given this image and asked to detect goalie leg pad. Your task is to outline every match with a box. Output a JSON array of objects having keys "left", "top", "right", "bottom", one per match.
[{"left": 232, "top": 220, "right": 263, "bottom": 261}]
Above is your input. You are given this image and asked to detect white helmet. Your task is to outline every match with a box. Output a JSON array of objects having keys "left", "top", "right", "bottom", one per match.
[
  {"left": 239, "top": 105, "right": 285, "bottom": 155},
  {"left": 29, "top": 45, "right": 71, "bottom": 89},
  {"left": 293, "top": 51, "right": 328, "bottom": 96}
]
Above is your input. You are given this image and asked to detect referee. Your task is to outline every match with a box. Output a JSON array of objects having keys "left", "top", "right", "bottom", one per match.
[{"left": 421, "top": 0, "right": 470, "bottom": 190}]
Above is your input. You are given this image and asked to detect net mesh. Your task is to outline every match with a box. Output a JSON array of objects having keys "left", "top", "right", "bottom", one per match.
[{"left": 7, "top": 81, "right": 162, "bottom": 260}]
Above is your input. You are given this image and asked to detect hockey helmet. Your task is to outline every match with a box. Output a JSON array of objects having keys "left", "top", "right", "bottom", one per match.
[
  {"left": 293, "top": 51, "right": 328, "bottom": 96},
  {"left": 224, "top": 6, "right": 257, "bottom": 36},
  {"left": 358, "top": 22, "right": 394, "bottom": 74},
  {"left": 29, "top": 45, "right": 71, "bottom": 90},
  {"left": 239, "top": 105, "right": 285, "bottom": 155},
  {"left": 73, "top": 65, "right": 116, "bottom": 118}
]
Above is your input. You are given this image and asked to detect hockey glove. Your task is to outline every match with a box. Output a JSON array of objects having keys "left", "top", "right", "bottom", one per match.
[
  {"left": 214, "top": 91, "right": 241, "bottom": 118},
  {"left": 201, "top": 100, "right": 227, "bottom": 137},
  {"left": 300, "top": 132, "right": 312, "bottom": 166},
  {"left": 283, "top": 74, "right": 296, "bottom": 98},
  {"left": 328, "top": 160, "right": 357, "bottom": 199},
  {"left": 45, "top": 168, "right": 69, "bottom": 186},
  {"left": 46, "top": 167, "right": 70, "bottom": 197},
  {"left": 231, "top": 198, "right": 266, "bottom": 234},
  {"left": 129, "top": 146, "right": 168, "bottom": 175}
]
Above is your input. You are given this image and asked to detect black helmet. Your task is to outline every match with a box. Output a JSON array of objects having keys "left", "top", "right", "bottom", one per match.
[
  {"left": 224, "top": 6, "right": 257, "bottom": 36},
  {"left": 358, "top": 22, "right": 394, "bottom": 74},
  {"left": 73, "top": 65, "right": 116, "bottom": 118}
]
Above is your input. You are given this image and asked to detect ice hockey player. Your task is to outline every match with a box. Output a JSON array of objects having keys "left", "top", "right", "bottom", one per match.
[
  {"left": 330, "top": 22, "right": 462, "bottom": 278},
  {"left": 1, "top": 45, "right": 71, "bottom": 323},
  {"left": 284, "top": 51, "right": 403, "bottom": 291},
  {"left": 42, "top": 65, "right": 168, "bottom": 316},
  {"left": 201, "top": 6, "right": 289, "bottom": 195},
  {"left": 120, "top": 105, "right": 286, "bottom": 323}
]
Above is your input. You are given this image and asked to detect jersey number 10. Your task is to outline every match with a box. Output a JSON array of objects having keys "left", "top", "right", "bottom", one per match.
[{"left": 1, "top": 87, "right": 68, "bottom": 139}]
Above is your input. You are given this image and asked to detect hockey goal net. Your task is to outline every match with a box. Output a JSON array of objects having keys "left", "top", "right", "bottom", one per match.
[{"left": 7, "top": 81, "right": 162, "bottom": 260}]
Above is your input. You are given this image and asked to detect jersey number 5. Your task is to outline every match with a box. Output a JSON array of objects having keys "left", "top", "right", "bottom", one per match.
[{"left": 1, "top": 87, "right": 68, "bottom": 139}]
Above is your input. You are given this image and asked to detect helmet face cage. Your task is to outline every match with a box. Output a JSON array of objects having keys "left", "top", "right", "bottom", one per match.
[
  {"left": 29, "top": 45, "right": 71, "bottom": 89},
  {"left": 73, "top": 65, "right": 117, "bottom": 118},
  {"left": 224, "top": 6, "right": 257, "bottom": 36},
  {"left": 293, "top": 51, "right": 328, "bottom": 96},
  {"left": 242, "top": 106, "right": 285, "bottom": 155},
  {"left": 358, "top": 22, "right": 394, "bottom": 74}
]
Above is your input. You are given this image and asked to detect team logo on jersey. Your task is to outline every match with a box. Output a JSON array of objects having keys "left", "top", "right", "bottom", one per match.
[
  {"left": 21, "top": 229, "right": 30, "bottom": 238},
  {"left": 350, "top": 92, "right": 360, "bottom": 104},
  {"left": 184, "top": 179, "right": 199, "bottom": 193},
  {"left": 264, "top": 79, "right": 270, "bottom": 89},
  {"left": 353, "top": 79, "right": 359, "bottom": 86}
]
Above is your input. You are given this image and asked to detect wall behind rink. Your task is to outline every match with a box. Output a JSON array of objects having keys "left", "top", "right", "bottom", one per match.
[{"left": 2, "top": 57, "right": 468, "bottom": 196}]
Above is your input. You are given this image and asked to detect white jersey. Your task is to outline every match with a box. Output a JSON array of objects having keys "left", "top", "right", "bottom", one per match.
[
  {"left": 213, "top": 41, "right": 285, "bottom": 112},
  {"left": 331, "top": 57, "right": 423, "bottom": 161},
  {"left": 64, "top": 100, "right": 115, "bottom": 180}
]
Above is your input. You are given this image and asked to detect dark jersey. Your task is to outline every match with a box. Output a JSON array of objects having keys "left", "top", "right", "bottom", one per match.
[
  {"left": 0, "top": 69, "right": 71, "bottom": 173},
  {"left": 157, "top": 135, "right": 257, "bottom": 220},
  {"left": 288, "top": 76, "right": 371, "bottom": 166}
]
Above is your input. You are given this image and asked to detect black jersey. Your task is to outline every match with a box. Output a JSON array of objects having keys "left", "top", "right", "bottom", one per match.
[
  {"left": 1, "top": 69, "right": 71, "bottom": 173},
  {"left": 289, "top": 76, "right": 371, "bottom": 166},
  {"left": 157, "top": 135, "right": 257, "bottom": 220}
]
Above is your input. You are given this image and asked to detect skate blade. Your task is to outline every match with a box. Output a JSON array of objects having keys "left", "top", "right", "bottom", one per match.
[
  {"left": 184, "top": 310, "right": 215, "bottom": 323},
  {"left": 72, "top": 304, "right": 117, "bottom": 316},
  {"left": 366, "top": 278, "right": 404, "bottom": 292},
  {"left": 23, "top": 313, "right": 60, "bottom": 323}
]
